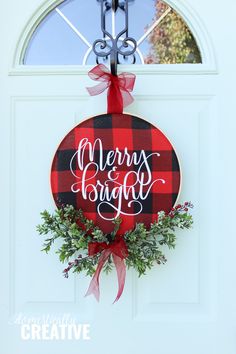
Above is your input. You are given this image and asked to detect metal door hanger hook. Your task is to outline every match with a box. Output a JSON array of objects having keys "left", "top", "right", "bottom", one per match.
[
  {"left": 94, "top": 0, "right": 137, "bottom": 76},
  {"left": 112, "top": 0, "right": 119, "bottom": 12}
]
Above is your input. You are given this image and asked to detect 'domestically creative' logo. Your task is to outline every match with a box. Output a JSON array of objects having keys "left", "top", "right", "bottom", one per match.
[{"left": 12, "top": 313, "right": 91, "bottom": 341}]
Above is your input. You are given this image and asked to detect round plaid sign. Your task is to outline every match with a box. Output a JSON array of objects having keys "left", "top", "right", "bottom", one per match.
[{"left": 51, "top": 113, "right": 181, "bottom": 234}]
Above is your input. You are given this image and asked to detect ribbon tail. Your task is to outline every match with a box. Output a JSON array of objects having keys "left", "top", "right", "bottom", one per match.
[
  {"left": 85, "top": 250, "right": 111, "bottom": 302},
  {"left": 118, "top": 73, "right": 136, "bottom": 110},
  {"left": 120, "top": 89, "right": 134, "bottom": 108},
  {"left": 86, "top": 82, "right": 109, "bottom": 96},
  {"left": 112, "top": 254, "right": 126, "bottom": 303}
]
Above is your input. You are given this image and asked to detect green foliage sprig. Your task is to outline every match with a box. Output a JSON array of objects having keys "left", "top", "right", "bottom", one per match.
[{"left": 37, "top": 202, "right": 193, "bottom": 278}]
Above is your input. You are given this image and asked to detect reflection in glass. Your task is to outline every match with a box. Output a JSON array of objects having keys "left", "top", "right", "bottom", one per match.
[{"left": 144, "top": 1, "right": 201, "bottom": 64}]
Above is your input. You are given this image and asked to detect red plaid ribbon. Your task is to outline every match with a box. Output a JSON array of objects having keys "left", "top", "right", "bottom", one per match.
[
  {"left": 86, "top": 64, "right": 136, "bottom": 113},
  {"left": 85, "top": 237, "right": 129, "bottom": 303}
]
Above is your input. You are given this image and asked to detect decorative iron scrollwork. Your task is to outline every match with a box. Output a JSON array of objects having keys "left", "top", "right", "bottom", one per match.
[{"left": 94, "top": 0, "right": 137, "bottom": 75}]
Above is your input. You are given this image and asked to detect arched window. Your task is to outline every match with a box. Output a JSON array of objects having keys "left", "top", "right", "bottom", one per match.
[{"left": 23, "top": 0, "right": 202, "bottom": 65}]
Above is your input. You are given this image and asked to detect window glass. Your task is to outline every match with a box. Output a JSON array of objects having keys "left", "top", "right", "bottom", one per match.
[{"left": 24, "top": 0, "right": 202, "bottom": 65}]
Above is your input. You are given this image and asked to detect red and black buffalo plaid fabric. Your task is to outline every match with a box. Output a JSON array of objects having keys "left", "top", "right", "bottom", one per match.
[{"left": 51, "top": 113, "right": 181, "bottom": 234}]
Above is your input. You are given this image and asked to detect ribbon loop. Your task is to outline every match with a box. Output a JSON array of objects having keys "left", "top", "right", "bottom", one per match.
[
  {"left": 86, "top": 64, "right": 136, "bottom": 114},
  {"left": 85, "top": 236, "right": 128, "bottom": 303}
]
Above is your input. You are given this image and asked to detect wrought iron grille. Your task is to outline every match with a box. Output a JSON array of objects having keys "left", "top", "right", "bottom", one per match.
[{"left": 94, "top": 0, "right": 137, "bottom": 75}]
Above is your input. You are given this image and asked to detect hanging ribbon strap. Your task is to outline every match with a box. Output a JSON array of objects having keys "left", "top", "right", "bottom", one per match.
[
  {"left": 86, "top": 64, "right": 136, "bottom": 114},
  {"left": 85, "top": 237, "right": 128, "bottom": 303}
]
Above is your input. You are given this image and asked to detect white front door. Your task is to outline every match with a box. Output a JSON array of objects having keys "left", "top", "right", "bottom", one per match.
[{"left": 1, "top": 0, "right": 235, "bottom": 353}]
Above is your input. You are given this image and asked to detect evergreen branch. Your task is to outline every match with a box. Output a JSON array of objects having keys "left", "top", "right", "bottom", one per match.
[{"left": 37, "top": 202, "right": 193, "bottom": 278}]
